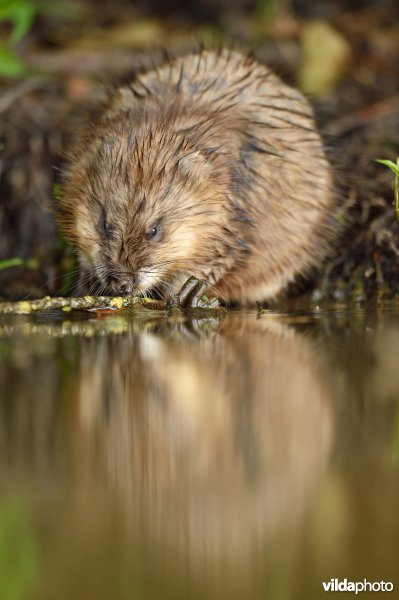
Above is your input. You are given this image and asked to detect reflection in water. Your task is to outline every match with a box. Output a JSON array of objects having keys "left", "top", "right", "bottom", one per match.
[
  {"left": 0, "top": 311, "right": 334, "bottom": 597},
  {"left": 77, "top": 315, "right": 333, "bottom": 585},
  {"left": 1, "top": 310, "right": 398, "bottom": 598}
]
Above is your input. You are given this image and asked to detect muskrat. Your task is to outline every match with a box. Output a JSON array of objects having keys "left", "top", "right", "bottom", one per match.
[{"left": 61, "top": 49, "right": 336, "bottom": 304}]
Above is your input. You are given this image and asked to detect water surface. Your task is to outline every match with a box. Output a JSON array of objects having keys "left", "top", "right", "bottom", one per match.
[{"left": 0, "top": 307, "right": 398, "bottom": 599}]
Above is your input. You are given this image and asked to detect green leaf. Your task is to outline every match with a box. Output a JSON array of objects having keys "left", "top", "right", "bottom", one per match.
[
  {"left": 0, "top": 44, "right": 26, "bottom": 76},
  {"left": 376, "top": 159, "right": 399, "bottom": 178},
  {"left": 0, "top": 257, "right": 39, "bottom": 271},
  {"left": 0, "top": 0, "right": 37, "bottom": 44},
  {"left": 376, "top": 158, "right": 399, "bottom": 223}
]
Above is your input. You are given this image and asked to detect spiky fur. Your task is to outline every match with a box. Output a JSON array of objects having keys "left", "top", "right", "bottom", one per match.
[{"left": 62, "top": 49, "right": 335, "bottom": 302}]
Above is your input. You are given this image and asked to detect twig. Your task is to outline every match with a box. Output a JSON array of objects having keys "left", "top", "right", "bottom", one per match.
[{"left": 0, "top": 295, "right": 165, "bottom": 315}]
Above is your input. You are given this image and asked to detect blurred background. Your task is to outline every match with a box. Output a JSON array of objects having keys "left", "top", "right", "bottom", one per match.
[{"left": 0, "top": 0, "right": 399, "bottom": 301}]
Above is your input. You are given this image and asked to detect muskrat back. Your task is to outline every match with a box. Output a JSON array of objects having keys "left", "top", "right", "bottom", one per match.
[{"left": 62, "top": 49, "right": 335, "bottom": 302}]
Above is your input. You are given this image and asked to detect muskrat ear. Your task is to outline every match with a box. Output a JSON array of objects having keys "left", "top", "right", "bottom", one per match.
[
  {"left": 178, "top": 151, "right": 211, "bottom": 180},
  {"left": 104, "top": 87, "right": 135, "bottom": 119},
  {"left": 117, "top": 87, "right": 135, "bottom": 104}
]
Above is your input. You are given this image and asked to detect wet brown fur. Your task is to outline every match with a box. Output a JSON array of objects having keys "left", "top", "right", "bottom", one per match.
[{"left": 61, "top": 49, "right": 335, "bottom": 302}]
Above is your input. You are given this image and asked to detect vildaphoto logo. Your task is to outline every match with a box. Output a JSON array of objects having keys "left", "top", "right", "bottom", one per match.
[{"left": 322, "top": 579, "right": 394, "bottom": 594}]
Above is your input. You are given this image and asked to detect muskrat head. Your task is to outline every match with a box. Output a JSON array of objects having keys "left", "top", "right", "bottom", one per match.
[{"left": 62, "top": 120, "right": 231, "bottom": 296}]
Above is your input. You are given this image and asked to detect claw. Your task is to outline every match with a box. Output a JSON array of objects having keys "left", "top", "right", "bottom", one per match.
[{"left": 167, "top": 276, "right": 222, "bottom": 309}]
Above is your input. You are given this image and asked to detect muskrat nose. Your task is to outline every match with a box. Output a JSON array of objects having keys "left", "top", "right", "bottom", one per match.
[
  {"left": 107, "top": 274, "right": 136, "bottom": 295},
  {"left": 118, "top": 280, "right": 135, "bottom": 294}
]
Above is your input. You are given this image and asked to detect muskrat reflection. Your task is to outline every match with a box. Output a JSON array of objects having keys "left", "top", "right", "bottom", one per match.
[{"left": 77, "top": 315, "right": 333, "bottom": 578}]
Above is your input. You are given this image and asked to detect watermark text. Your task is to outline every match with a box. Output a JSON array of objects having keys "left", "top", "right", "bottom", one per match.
[{"left": 322, "top": 579, "right": 394, "bottom": 594}]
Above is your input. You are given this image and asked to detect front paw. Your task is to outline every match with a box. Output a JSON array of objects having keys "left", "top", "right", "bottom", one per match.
[{"left": 167, "top": 276, "right": 222, "bottom": 309}]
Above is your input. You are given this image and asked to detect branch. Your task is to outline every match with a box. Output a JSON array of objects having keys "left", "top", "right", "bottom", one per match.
[{"left": 0, "top": 295, "right": 165, "bottom": 315}]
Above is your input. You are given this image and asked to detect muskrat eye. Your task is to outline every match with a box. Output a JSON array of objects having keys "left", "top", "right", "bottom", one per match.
[{"left": 147, "top": 222, "right": 162, "bottom": 241}]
